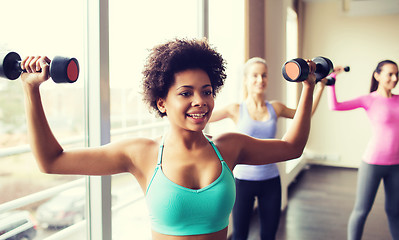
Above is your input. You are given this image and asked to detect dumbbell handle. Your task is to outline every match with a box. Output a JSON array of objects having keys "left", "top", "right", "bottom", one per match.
[
  {"left": 0, "top": 52, "right": 79, "bottom": 83},
  {"left": 325, "top": 75, "right": 336, "bottom": 86},
  {"left": 11, "top": 60, "right": 41, "bottom": 75},
  {"left": 282, "top": 56, "right": 333, "bottom": 82},
  {"left": 325, "top": 66, "right": 350, "bottom": 86},
  {"left": 18, "top": 58, "right": 79, "bottom": 84}
]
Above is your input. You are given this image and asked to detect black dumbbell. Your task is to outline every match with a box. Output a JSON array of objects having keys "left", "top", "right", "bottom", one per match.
[
  {"left": 282, "top": 56, "right": 333, "bottom": 83},
  {"left": 0, "top": 51, "right": 79, "bottom": 83},
  {"left": 325, "top": 75, "right": 336, "bottom": 86},
  {"left": 325, "top": 65, "right": 350, "bottom": 86}
]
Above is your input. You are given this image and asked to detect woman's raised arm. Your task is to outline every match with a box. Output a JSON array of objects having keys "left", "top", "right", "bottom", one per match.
[
  {"left": 20, "top": 56, "right": 147, "bottom": 176},
  {"left": 225, "top": 64, "right": 316, "bottom": 166}
]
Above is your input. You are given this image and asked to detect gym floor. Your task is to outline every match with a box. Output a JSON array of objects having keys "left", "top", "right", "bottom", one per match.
[{"left": 242, "top": 165, "right": 391, "bottom": 240}]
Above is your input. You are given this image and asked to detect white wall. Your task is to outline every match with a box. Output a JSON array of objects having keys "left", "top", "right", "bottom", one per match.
[
  {"left": 265, "top": 0, "right": 306, "bottom": 210},
  {"left": 301, "top": 0, "right": 399, "bottom": 167}
]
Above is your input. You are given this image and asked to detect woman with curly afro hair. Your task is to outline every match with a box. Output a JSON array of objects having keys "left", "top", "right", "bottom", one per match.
[{"left": 20, "top": 38, "right": 316, "bottom": 240}]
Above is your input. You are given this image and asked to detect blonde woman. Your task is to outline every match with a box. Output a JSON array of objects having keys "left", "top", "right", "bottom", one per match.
[{"left": 210, "top": 57, "right": 325, "bottom": 240}]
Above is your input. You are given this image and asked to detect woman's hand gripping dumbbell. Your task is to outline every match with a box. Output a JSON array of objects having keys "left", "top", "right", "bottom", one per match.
[
  {"left": 282, "top": 56, "right": 333, "bottom": 84},
  {"left": 0, "top": 51, "right": 79, "bottom": 83},
  {"left": 323, "top": 65, "right": 350, "bottom": 86}
]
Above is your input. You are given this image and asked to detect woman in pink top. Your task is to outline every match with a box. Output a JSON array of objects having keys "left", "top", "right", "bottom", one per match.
[{"left": 327, "top": 60, "right": 399, "bottom": 240}]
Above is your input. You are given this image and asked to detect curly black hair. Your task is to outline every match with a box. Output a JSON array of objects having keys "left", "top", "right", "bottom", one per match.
[{"left": 142, "top": 38, "right": 227, "bottom": 118}]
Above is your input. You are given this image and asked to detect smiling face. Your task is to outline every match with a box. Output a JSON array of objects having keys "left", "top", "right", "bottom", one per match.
[
  {"left": 375, "top": 63, "right": 399, "bottom": 92},
  {"left": 157, "top": 69, "right": 214, "bottom": 132},
  {"left": 244, "top": 62, "right": 268, "bottom": 96}
]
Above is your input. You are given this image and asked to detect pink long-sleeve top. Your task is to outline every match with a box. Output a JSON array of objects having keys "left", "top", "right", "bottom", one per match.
[{"left": 328, "top": 84, "right": 399, "bottom": 165}]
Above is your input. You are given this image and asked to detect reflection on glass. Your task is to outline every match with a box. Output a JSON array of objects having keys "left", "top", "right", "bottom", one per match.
[
  {"left": 207, "top": 0, "right": 245, "bottom": 135},
  {"left": 0, "top": 209, "right": 37, "bottom": 240},
  {"left": 109, "top": 1, "right": 198, "bottom": 239},
  {"left": 0, "top": 0, "right": 86, "bottom": 239}
]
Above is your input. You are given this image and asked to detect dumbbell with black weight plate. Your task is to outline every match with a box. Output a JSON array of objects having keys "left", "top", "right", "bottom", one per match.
[
  {"left": 325, "top": 76, "right": 336, "bottom": 86},
  {"left": 282, "top": 56, "right": 333, "bottom": 83},
  {"left": 0, "top": 51, "right": 79, "bottom": 83},
  {"left": 325, "top": 65, "right": 350, "bottom": 86}
]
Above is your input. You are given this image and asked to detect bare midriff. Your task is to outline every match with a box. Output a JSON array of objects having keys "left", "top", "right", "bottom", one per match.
[{"left": 151, "top": 227, "right": 228, "bottom": 240}]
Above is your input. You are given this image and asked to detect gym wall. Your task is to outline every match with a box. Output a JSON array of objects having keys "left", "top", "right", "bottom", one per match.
[{"left": 301, "top": 0, "right": 399, "bottom": 168}]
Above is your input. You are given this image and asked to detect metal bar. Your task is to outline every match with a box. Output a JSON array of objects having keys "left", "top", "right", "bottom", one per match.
[
  {"left": 197, "top": 0, "right": 209, "bottom": 39},
  {"left": 0, "top": 121, "right": 168, "bottom": 158},
  {"left": 43, "top": 220, "right": 86, "bottom": 240},
  {"left": 85, "top": 0, "right": 112, "bottom": 238},
  {"left": 0, "top": 178, "right": 84, "bottom": 213},
  {"left": 42, "top": 195, "right": 145, "bottom": 240}
]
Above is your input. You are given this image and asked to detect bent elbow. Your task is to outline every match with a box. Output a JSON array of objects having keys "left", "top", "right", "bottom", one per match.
[
  {"left": 327, "top": 101, "right": 338, "bottom": 111},
  {"left": 280, "top": 139, "right": 307, "bottom": 161},
  {"left": 34, "top": 150, "right": 64, "bottom": 174},
  {"left": 36, "top": 157, "right": 60, "bottom": 174},
  {"left": 329, "top": 105, "right": 339, "bottom": 111},
  {"left": 37, "top": 164, "right": 54, "bottom": 174},
  {"left": 287, "top": 142, "right": 306, "bottom": 160},
  {"left": 292, "top": 147, "right": 305, "bottom": 160}
]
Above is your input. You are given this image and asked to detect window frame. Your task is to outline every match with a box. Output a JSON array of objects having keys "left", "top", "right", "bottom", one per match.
[
  {"left": 85, "top": 0, "right": 210, "bottom": 239},
  {"left": 0, "top": 1, "right": 216, "bottom": 239}
]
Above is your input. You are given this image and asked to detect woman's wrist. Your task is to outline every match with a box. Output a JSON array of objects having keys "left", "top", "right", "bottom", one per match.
[
  {"left": 22, "top": 81, "right": 41, "bottom": 95},
  {"left": 302, "top": 81, "right": 316, "bottom": 91}
]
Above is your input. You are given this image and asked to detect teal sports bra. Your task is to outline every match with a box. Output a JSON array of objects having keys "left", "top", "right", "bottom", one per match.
[{"left": 145, "top": 136, "right": 236, "bottom": 236}]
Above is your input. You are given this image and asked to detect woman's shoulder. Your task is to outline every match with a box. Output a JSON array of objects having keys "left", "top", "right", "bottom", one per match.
[
  {"left": 118, "top": 136, "right": 161, "bottom": 173},
  {"left": 227, "top": 102, "right": 240, "bottom": 112},
  {"left": 269, "top": 100, "right": 285, "bottom": 107},
  {"left": 269, "top": 100, "right": 290, "bottom": 116},
  {"left": 114, "top": 136, "right": 160, "bottom": 147},
  {"left": 212, "top": 132, "right": 249, "bottom": 149},
  {"left": 211, "top": 132, "right": 245, "bottom": 163},
  {"left": 223, "top": 103, "right": 241, "bottom": 122},
  {"left": 109, "top": 136, "right": 161, "bottom": 159}
]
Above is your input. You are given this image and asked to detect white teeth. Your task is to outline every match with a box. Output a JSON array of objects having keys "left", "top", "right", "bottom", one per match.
[{"left": 188, "top": 113, "right": 206, "bottom": 119}]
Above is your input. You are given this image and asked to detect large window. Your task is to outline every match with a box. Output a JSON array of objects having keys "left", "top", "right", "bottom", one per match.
[
  {"left": 0, "top": 1, "right": 245, "bottom": 239},
  {"left": 108, "top": 1, "right": 200, "bottom": 239},
  {"left": 0, "top": 0, "right": 87, "bottom": 239},
  {"left": 208, "top": 0, "right": 245, "bottom": 135}
]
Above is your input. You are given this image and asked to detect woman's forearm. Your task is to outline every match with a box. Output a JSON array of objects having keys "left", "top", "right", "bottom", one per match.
[
  {"left": 311, "top": 83, "right": 325, "bottom": 115},
  {"left": 327, "top": 84, "right": 339, "bottom": 110},
  {"left": 23, "top": 83, "right": 63, "bottom": 173},
  {"left": 282, "top": 84, "right": 314, "bottom": 153},
  {"left": 327, "top": 84, "right": 364, "bottom": 111}
]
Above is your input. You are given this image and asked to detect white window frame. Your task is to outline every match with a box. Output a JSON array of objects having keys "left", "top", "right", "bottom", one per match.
[
  {"left": 83, "top": 1, "right": 210, "bottom": 239},
  {"left": 84, "top": 0, "right": 112, "bottom": 239},
  {"left": 0, "top": 1, "right": 211, "bottom": 239}
]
